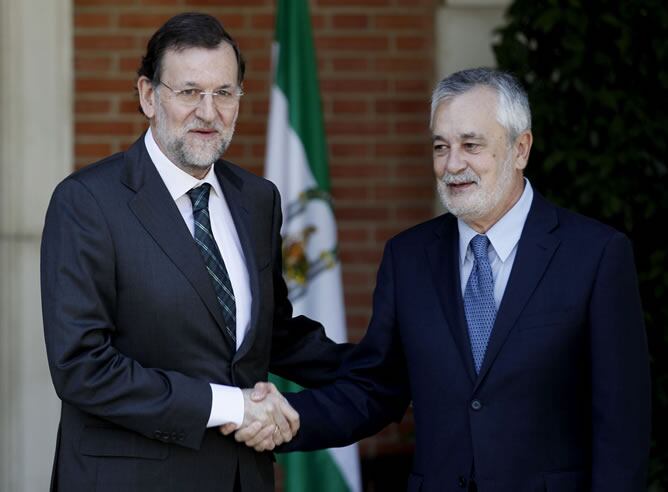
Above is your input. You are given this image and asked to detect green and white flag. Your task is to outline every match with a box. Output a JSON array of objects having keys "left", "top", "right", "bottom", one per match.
[{"left": 265, "top": 1, "right": 361, "bottom": 491}]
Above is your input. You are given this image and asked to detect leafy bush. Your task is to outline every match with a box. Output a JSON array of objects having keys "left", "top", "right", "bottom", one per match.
[{"left": 494, "top": 1, "right": 668, "bottom": 488}]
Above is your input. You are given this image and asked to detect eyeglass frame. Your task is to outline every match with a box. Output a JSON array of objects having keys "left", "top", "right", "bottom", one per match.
[{"left": 156, "top": 80, "right": 244, "bottom": 109}]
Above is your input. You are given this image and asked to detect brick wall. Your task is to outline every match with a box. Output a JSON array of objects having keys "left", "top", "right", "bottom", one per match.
[{"left": 74, "top": 0, "right": 437, "bottom": 473}]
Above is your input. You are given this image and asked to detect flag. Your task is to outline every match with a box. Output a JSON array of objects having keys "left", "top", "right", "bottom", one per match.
[{"left": 264, "top": 1, "right": 362, "bottom": 491}]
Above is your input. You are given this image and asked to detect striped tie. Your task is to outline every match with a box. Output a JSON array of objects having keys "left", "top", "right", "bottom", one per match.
[
  {"left": 463, "top": 234, "right": 497, "bottom": 373},
  {"left": 188, "top": 184, "right": 237, "bottom": 348}
]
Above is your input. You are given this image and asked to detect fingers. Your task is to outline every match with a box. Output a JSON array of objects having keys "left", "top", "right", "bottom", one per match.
[
  {"left": 244, "top": 423, "right": 277, "bottom": 450},
  {"left": 219, "top": 423, "right": 237, "bottom": 435},
  {"left": 278, "top": 398, "right": 300, "bottom": 436},
  {"left": 234, "top": 420, "right": 264, "bottom": 443},
  {"left": 233, "top": 385, "right": 299, "bottom": 451},
  {"left": 251, "top": 381, "right": 276, "bottom": 402}
]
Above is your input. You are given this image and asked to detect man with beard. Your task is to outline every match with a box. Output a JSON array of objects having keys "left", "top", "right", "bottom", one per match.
[
  {"left": 40, "top": 12, "right": 350, "bottom": 492},
  {"left": 240, "top": 68, "right": 651, "bottom": 491}
]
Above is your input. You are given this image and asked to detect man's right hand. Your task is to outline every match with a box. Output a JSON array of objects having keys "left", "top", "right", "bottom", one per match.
[{"left": 219, "top": 382, "right": 299, "bottom": 452}]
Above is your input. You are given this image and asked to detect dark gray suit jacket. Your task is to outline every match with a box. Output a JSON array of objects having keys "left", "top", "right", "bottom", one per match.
[{"left": 41, "top": 136, "right": 350, "bottom": 491}]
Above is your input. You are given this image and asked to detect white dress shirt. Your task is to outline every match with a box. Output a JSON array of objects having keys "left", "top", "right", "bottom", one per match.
[
  {"left": 458, "top": 178, "right": 534, "bottom": 308},
  {"left": 145, "top": 128, "right": 248, "bottom": 427}
]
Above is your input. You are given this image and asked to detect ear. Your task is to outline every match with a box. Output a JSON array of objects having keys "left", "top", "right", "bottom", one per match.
[
  {"left": 137, "top": 76, "right": 157, "bottom": 119},
  {"left": 513, "top": 130, "right": 533, "bottom": 171}
]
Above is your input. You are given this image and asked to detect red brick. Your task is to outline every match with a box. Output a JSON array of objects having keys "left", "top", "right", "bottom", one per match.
[
  {"left": 375, "top": 184, "right": 433, "bottom": 200},
  {"left": 76, "top": 78, "right": 135, "bottom": 93},
  {"left": 375, "top": 142, "right": 426, "bottom": 157},
  {"left": 217, "top": 14, "right": 246, "bottom": 29},
  {"left": 330, "top": 164, "right": 386, "bottom": 178},
  {"left": 326, "top": 121, "right": 390, "bottom": 136},
  {"left": 321, "top": 79, "right": 388, "bottom": 93},
  {"left": 75, "top": 100, "right": 112, "bottom": 113},
  {"left": 75, "top": 143, "right": 113, "bottom": 157},
  {"left": 376, "top": 98, "right": 428, "bottom": 114},
  {"left": 338, "top": 227, "right": 371, "bottom": 243},
  {"left": 75, "top": 35, "right": 135, "bottom": 50},
  {"left": 332, "top": 100, "right": 369, "bottom": 114},
  {"left": 331, "top": 58, "right": 369, "bottom": 71},
  {"left": 332, "top": 15, "right": 368, "bottom": 29},
  {"left": 331, "top": 184, "right": 370, "bottom": 200},
  {"left": 317, "top": 0, "right": 390, "bottom": 5},
  {"left": 138, "top": 0, "right": 181, "bottom": 4},
  {"left": 337, "top": 206, "right": 389, "bottom": 221},
  {"left": 396, "top": 205, "right": 433, "bottom": 221},
  {"left": 75, "top": 56, "right": 113, "bottom": 72},
  {"left": 374, "top": 57, "right": 431, "bottom": 72},
  {"left": 395, "top": 79, "right": 431, "bottom": 92},
  {"left": 375, "top": 15, "right": 430, "bottom": 30},
  {"left": 251, "top": 14, "right": 274, "bottom": 29},
  {"left": 316, "top": 36, "right": 389, "bottom": 52},
  {"left": 396, "top": 36, "right": 429, "bottom": 50},
  {"left": 118, "top": 14, "right": 173, "bottom": 29},
  {"left": 119, "top": 99, "right": 141, "bottom": 114},
  {"left": 76, "top": 121, "right": 135, "bottom": 136},
  {"left": 330, "top": 143, "right": 370, "bottom": 157},
  {"left": 75, "top": 13, "right": 112, "bottom": 29},
  {"left": 119, "top": 56, "right": 141, "bottom": 72},
  {"left": 76, "top": 0, "right": 133, "bottom": 5}
]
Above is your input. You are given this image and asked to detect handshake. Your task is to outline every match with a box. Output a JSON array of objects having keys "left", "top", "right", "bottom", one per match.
[{"left": 220, "top": 382, "right": 299, "bottom": 452}]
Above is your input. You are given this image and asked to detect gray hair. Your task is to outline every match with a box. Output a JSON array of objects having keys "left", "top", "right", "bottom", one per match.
[{"left": 430, "top": 67, "right": 531, "bottom": 143}]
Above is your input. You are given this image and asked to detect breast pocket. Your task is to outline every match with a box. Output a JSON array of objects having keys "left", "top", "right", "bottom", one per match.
[{"left": 516, "top": 309, "right": 578, "bottom": 332}]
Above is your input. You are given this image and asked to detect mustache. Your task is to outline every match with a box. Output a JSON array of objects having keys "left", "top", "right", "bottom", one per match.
[
  {"left": 440, "top": 169, "right": 480, "bottom": 185},
  {"left": 184, "top": 119, "right": 222, "bottom": 132}
]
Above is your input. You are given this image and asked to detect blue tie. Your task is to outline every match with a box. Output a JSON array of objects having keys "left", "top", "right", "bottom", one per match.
[
  {"left": 463, "top": 234, "right": 497, "bottom": 373},
  {"left": 188, "top": 184, "right": 237, "bottom": 349}
]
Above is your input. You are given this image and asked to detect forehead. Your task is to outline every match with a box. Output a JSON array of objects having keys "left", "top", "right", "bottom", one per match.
[
  {"left": 160, "top": 43, "right": 238, "bottom": 85},
  {"left": 432, "top": 86, "right": 504, "bottom": 138}
]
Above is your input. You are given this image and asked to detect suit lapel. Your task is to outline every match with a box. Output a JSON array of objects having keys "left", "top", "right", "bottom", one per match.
[
  {"left": 121, "top": 138, "right": 230, "bottom": 339},
  {"left": 474, "top": 193, "right": 560, "bottom": 388},
  {"left": 426, "top": 215, "right": 477, "bottom": 384},
  {"left": 214, "top": 162, "right": 261, "bottom": 362}
]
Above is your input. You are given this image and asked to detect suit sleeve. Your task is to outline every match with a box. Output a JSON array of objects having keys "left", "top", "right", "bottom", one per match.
[
  {"left": 589, "top": 232, "right": 651, "bottom": 490},
  {"left": 41, "top": 178, "right": 211, "bottom": 450},
  {"left": 267, "top": 184, "right": 354, "bottom": 387},
  {"left": 280, "top": 240, "right": 412, "bottom": 451}
]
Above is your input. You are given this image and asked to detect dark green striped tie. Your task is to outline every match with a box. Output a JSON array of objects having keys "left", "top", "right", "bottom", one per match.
[{"left": 188, "top": 184, "right": 236, "bottom": 348}]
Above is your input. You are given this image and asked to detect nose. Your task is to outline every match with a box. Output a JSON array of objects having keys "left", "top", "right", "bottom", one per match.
[
  {"left": 194, "top": 93, "right": 216, "bottom": 122},
  {"left": 444, "top": 148, "right": 467, "bottom": 174}
]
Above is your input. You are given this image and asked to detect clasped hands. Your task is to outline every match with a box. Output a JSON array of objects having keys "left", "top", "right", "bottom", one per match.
[{"left": 220, "top": 382, "right": 298, "bottom": 452}]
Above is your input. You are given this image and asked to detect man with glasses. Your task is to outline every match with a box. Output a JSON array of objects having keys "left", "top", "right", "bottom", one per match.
[{"left": 40, "top": 12, "right": 349, "bottom": 492}]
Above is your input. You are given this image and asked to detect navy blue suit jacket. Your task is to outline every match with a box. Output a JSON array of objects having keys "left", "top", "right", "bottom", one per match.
[
  {"left": 285, "top": 192, "right": 651, "bottom": 492},
  {"left": 41, "top": 136, "right": 351, "bottom": 492}
]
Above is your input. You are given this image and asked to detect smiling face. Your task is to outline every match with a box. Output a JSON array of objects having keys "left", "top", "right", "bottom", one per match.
[
  {"left": 432, "top": 85, "right": 532, "bottom": 232},
  {"left": 137, "top": 42, "right": 240, "bottom": 178}
]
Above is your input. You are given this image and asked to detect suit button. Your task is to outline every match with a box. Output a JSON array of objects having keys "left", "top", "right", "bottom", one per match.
[
  {"left": 458, "top": 476, "right": 467, "bottom": 488},
  {"left": 154, "top": 430, "right": 161, "bottom": 439},
  {"left": 471, "top": 399, "right": 482, "bottom": 411}
]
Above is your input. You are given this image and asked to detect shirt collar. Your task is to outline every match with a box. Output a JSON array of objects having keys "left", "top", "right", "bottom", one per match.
[
  {"left": 144, "top": 127, "right": 222, "bottom": 201},
  {"left": 458, "top": 178, "right": 534, "bottom": 265}
]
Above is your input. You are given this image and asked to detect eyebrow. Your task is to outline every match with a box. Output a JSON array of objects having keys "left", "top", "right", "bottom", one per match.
[
  {"left": 179, "top": 81, "right": 235, "bottom": 90},
  {"left": 459, "top": 132, "right": 485, "bottom": 141}
]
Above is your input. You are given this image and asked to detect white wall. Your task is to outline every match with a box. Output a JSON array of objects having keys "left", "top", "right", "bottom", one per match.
[{"left": 0, "top": 0, "right": 72, "bottom": 489}]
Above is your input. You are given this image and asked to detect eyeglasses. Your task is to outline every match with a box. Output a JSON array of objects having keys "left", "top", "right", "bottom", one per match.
[{"left": 158, "top": 81, "right": 244, "bottom": 109}]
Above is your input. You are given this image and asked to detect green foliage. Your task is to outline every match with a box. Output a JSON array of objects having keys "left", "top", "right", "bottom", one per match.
[{"left": 494, "top": 0, "right": 668, "bottom": 487}]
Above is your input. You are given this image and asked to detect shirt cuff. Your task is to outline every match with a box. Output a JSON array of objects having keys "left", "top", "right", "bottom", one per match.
[{"left": 206, "top": 384, "right": 244, "bottom": 428}]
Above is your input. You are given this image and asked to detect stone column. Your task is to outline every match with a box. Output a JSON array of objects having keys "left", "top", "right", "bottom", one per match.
[{"left": 0, "top": 0, "right": 72, "bottom": 489}]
